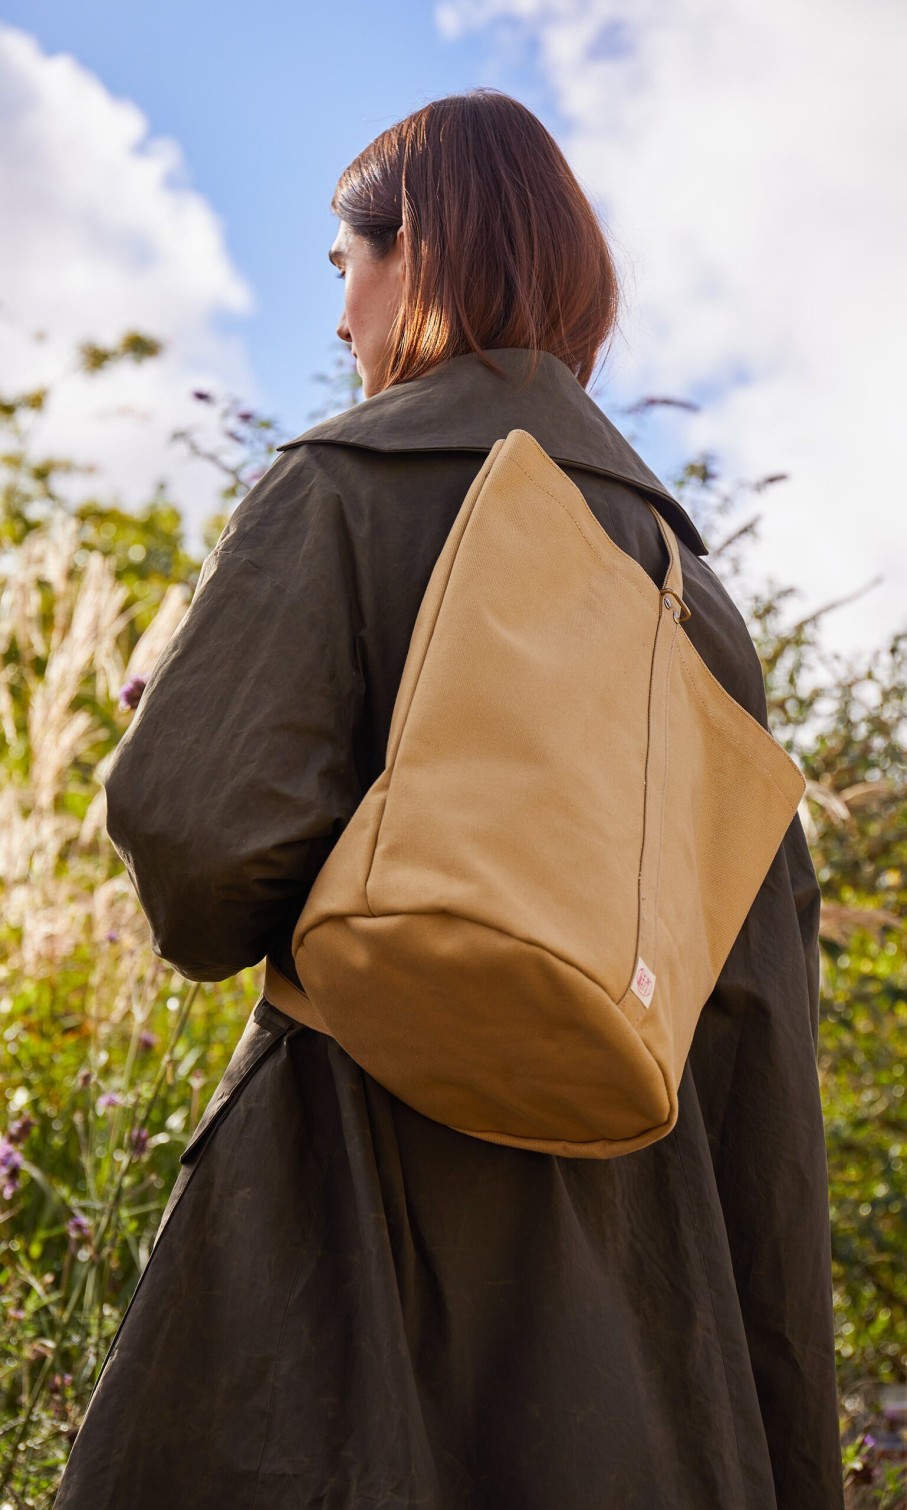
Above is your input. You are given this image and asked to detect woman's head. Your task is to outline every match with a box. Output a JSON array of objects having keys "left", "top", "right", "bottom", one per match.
[{"left": 328, "top": 89, "right": 623, "bottom": 399}]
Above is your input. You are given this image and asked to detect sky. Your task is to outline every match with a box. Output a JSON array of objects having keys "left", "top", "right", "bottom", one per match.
[{"left": 1, "top": 0, "right": 905, "bottom": 668}]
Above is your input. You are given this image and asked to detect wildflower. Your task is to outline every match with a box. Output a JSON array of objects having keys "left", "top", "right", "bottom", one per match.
[
  {"left": 8, "top": 1306, "right": 25, "bottom": 1321},
  {"left": 1, "top": 1136, "right": 22, "bottom": 1169},
  {"left": 129, "top": 1125, "right": 149, "bottom": 1156},
  {"left": 236, "top": 409, "right": 254, "bottom": 422},
  {"left": 77, "top": 1067, "right": 92, "bottom": 1088},
  {"left": 66, "top": 1211, "right": 91, "bottom": 1244},
  {"left": 97, "top": 1091, "right": 124, "bottom": 1110},
  {"left": 7, "top": 1112, "right": 36, "bottom": 1145},
  {"left": 1, "top": 1138, "right": 20, "bottom": 1168},
  {"left": 192, "top": 389, "right": 213, "bottom": 402},
  {"left": 138, "top": 1028, "right": 158, "bottom": 1052},
  {"left": 118, "top": 674, "right": 147, "bottom": 711},
  {"left": 863, "top": 1432, "right": 876, "bottom": 1448},
  {"left": 0, "top": 1137, "right": 22, "bottom": 1199},
  {"left": 105, "top": 929, "right": 120, "bottom": 943}
]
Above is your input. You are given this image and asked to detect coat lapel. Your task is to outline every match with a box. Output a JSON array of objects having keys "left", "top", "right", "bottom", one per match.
[{"left": 277, "top": 347, "right": 709, "bottom": 557}]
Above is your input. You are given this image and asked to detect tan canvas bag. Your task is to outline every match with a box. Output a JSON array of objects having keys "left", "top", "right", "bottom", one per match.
[{"left": 264, "top": 428, "right": 806, "bottom": 1158}]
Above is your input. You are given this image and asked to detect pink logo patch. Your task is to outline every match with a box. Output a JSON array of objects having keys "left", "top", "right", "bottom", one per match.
[{"left": 630, "top": 956, "right": 656, "bottom": 1008}]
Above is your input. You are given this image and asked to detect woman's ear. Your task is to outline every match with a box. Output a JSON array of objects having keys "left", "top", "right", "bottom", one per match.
[{"left": 395, "top": 223, "right": 406, "bottom": 274}]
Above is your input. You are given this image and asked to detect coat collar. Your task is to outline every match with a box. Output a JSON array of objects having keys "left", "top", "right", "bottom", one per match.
[{"left": 277, "top": 347, "right": 708, "bottom": 556}]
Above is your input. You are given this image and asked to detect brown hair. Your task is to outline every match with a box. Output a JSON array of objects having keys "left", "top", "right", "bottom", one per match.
[{"left": 330, "top": 88, "right": 623, "bottom": 395}]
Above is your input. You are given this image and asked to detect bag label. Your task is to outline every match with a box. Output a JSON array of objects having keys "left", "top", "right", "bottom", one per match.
[{"left": 631, "top": 956, "right": 656, "bottom": 1008}]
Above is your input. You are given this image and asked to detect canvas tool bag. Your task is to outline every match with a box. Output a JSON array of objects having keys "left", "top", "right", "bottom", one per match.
[{"left": 263, "top": 428, "right": 805, "bottom": 1158}]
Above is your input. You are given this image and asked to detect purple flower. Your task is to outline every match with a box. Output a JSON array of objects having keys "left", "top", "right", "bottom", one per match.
[
  {"left": 192, "top": 389, "right": 213, "bottom": 402},
  {"left": 105, "top": 929, "right": 120, "bottom": 943},
  {"left": 0, "top": 1137, "right": 22, "bottom": 1176},
  {"left": 7, "top": 1113, "right": 35, "bottom": 1145},
  {"left": 118, "top": 674, "right": 147, "bottom": 711},
  {"left": 67, "top": 1211, "right": 91, "bottom": 1243},
  {"left": 236, "top": 409, "right": 254, "bottom": 422},
  {"left": 97, "top": 1091, "right": 124, "bottom": 1110},
  {"left": 129, "top": 1125, "right": 149, "bottom": 1156},
  {"left": 0, "top": 1139, "right": 21, "bottom": 1200},
  {"left": 77, "top": 1068, "right": 92, "bottom": 1089},
  {"left": 138, "top": 1029, "right": 158, "bottom": 1052},
  {"left": 8, "top": 1306, "right": 25, "bottom": 1321},
  {"left": 863, "top": 1432, "right": 876, "bottom": 1448}
]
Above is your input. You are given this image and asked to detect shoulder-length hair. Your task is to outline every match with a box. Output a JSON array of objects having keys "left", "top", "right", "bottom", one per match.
[{"left": 330, "top": 88, "right": 623, "bottom": 395}]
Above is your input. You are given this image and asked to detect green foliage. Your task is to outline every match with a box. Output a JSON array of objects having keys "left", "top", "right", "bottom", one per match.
[
  {"left": 662, "top": 427, "right": 907, "bottom": 1491},
  {"left": 76, "top": 331, "right": 165, "bottom": 374},
  {"left": 0, "top": 964, "right": 256, "bottom": 1496},
  {"left": 73, "top": 493, "right": 201, "bottom": 634}
]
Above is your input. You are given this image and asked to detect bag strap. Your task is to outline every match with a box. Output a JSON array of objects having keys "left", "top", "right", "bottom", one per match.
[
  {"left": 647, "top": 503, "right": 691, "bottom": 622},
  {"left": 263, "top": 955, "right": 327, "bottom": 1027}
]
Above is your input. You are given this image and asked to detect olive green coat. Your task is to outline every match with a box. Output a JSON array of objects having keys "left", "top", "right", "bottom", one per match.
[{"left": 55, "top": 348, "right": 844, "bottom": 1510}]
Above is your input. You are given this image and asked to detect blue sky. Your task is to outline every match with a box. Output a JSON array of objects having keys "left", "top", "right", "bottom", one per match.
[
  {"left": 0, "top": 1, "right": 902, "bottom": 663},
  {"left": 0, "top": 0, "right": 556, "bottom": 432}
]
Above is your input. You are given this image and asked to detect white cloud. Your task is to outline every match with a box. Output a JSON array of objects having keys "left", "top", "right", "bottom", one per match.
[
  {"left": 0, "top": 25, "right": 259, "bottom": 556},
  {"left": 437, "top": 0, "right": 907, "bottom": 666}
]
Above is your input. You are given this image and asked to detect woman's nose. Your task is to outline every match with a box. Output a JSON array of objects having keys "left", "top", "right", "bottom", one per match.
[{"left": 337, "top": 312, "right": 351, "bottom": 345}]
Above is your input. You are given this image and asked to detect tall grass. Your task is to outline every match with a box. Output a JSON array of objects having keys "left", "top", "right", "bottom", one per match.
[{"left": 0, "top": 508, "right": 257, "bottom": 1500}]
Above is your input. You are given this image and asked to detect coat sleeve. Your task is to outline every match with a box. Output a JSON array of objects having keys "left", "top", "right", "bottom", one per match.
[
  {"left": 102, "top": 449, "right": 366, "bottom": 982},
  {"left": 688, "top": 795, "right": 844, "bottom": 1506}
]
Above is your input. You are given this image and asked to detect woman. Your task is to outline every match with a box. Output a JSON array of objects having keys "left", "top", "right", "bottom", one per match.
[{"left": 55, "top": 89, "right": 845, "bottom": 1509}]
